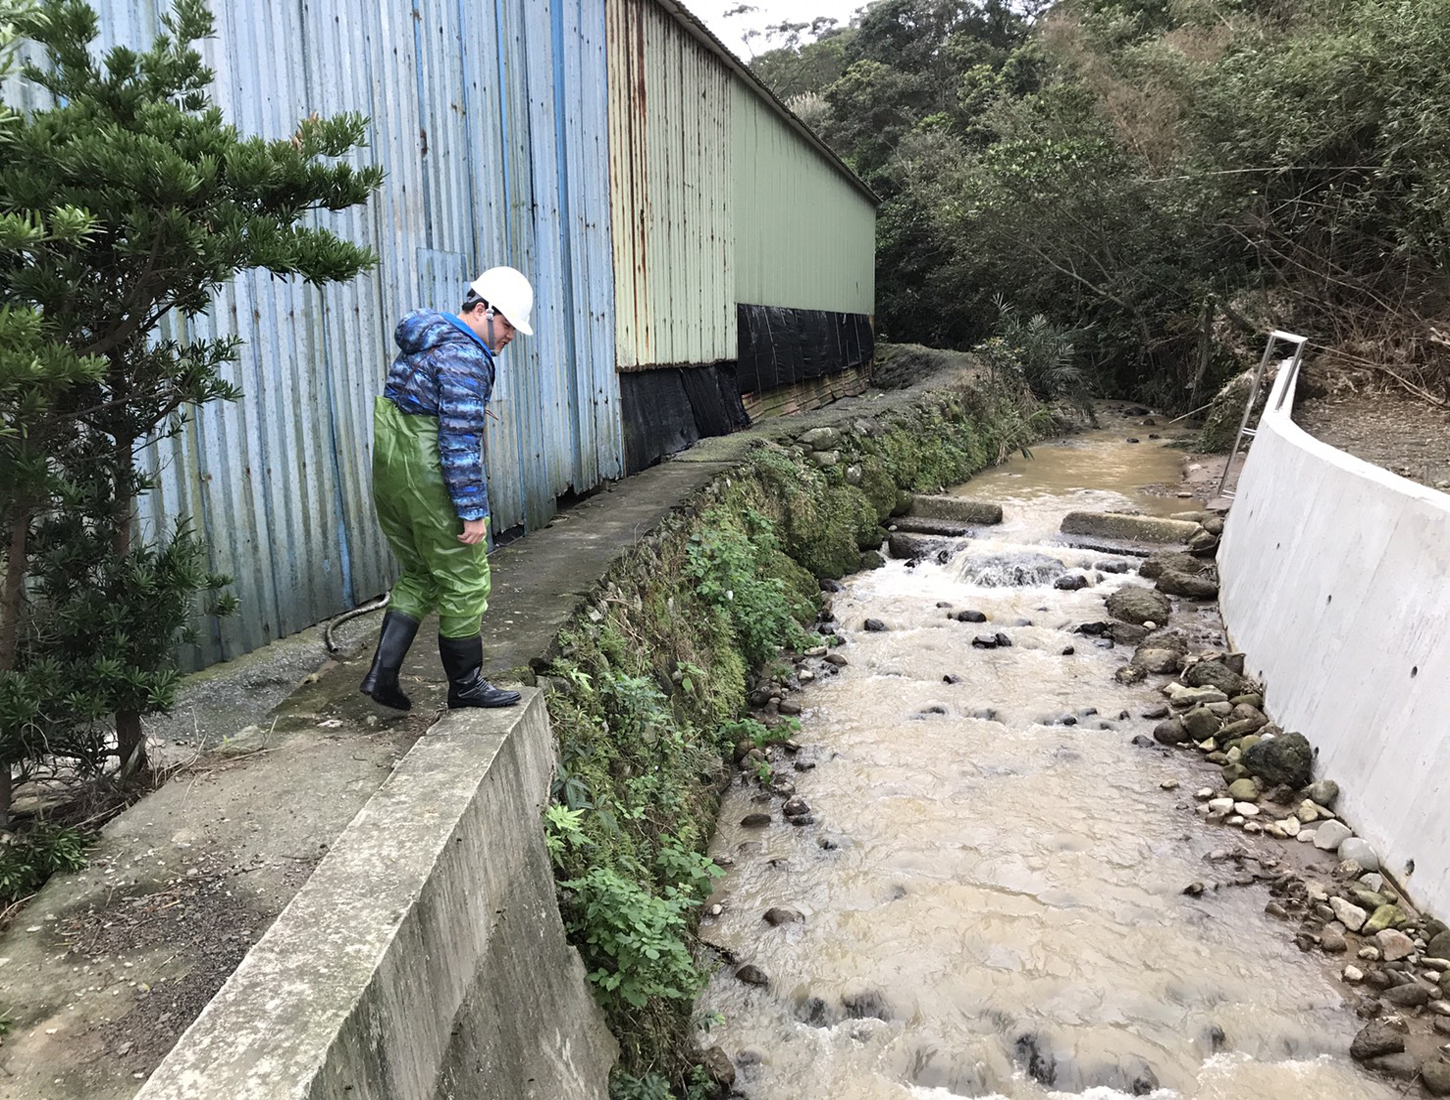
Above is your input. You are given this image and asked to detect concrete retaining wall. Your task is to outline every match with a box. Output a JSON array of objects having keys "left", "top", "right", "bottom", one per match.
[
  {"left": 135, "top": 690, "right": 616, "bottom": 1100},
  {"left": 1219, "top": 367, "right": 1450, "bottom": 916}
]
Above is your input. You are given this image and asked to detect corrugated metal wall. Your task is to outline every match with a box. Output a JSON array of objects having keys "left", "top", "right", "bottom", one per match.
[
  {"left": 12, "top": 0, "right": 621, "bottom": 668},
  {"left": 605, "top": 0, "right": 734, "bottom": 370},
  {"left": 731, "top": 82, "right": 876, "bottom": 315}
]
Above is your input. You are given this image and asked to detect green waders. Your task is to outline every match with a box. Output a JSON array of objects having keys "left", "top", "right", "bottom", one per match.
[{"left": 371, "top": 396, "right": 490, "bottom": 638}]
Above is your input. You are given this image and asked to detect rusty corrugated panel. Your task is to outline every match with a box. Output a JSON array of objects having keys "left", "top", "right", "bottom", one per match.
[
  {"left": 8, "top": 0, "right": 622, "bottom": 668},
  {"left": 605, "top": 0, "right": 732, "bottom": 372}
]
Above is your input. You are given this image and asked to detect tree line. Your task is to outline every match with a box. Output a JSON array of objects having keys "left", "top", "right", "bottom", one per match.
[{"left": 746, "top": 0, "right": 1450, "bottom": 410}]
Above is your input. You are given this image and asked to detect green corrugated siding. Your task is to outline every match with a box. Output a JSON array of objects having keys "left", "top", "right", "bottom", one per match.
[{"left": 730, "top": 82, "right": 876, "bottom": 316}]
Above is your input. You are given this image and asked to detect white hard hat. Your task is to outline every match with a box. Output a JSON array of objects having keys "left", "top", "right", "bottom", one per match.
[{"left": 469, "top": 266, "right": 534, "bottom": 336}]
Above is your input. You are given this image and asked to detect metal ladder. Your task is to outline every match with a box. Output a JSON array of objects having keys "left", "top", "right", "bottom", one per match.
[{"left": 1216, "top": 329, "right": 1308, "bottom": 498}]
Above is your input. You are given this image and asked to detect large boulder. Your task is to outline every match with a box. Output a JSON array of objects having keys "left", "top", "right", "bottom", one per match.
[
  {"left": 1139, "top": 551, "right": 1207, "bottom": 580},
  {"left": 1242, "top": 731, "right": 1313, "bottom": 789},
  {"left": 1183, "top": 660, "right": 1248, "bottom": 698},
  {"left": 1105, "top": 586, "right": 1171, "bottom": 626},
  {"left": 1157, "top": 570, "right": 1220, "bottom": 600}
]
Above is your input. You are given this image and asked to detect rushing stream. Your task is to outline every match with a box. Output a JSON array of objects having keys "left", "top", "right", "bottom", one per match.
[{"left": 695, "top": 422, "right": 1400, "bottom": 1099}]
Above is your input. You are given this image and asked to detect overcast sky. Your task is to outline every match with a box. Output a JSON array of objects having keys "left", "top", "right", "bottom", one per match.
[{"left": 685, "top": 0, "right": 871, "bottom": 61}]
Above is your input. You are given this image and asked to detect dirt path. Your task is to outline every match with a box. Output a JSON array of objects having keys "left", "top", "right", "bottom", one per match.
[{"left": 1295, "top": 384, "right": 1450, "bottom": 491}]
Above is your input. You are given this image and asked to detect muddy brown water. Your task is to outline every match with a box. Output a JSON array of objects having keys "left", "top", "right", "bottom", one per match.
[{"left": 696, "top": 426, "right": 1398, "bottom": 1099}]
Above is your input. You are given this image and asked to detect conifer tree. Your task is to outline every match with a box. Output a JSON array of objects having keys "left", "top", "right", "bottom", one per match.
[{"left": 0, "top": 0, "right": 383, "bottom": 819}]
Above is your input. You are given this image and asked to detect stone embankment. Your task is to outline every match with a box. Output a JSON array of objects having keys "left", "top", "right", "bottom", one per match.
[{"left": 1087, "top": 504, "right": 1450, "bottom": 1095}]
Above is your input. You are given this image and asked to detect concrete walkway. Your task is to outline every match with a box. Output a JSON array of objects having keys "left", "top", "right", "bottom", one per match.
[{"left": 0, "top": 364, "right": 972, "bottom": 1099}]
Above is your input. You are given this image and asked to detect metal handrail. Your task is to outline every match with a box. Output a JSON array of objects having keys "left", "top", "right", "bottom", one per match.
[{"left": 1216, "top": 330, "right": 1308, "bottom": 497}]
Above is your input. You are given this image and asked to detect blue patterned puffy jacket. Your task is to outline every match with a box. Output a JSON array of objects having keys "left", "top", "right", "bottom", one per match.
[{"left": 384, "top": 310, "right": 497, "bottom": 521}]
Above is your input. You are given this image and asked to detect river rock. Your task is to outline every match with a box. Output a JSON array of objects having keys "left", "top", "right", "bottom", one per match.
[
  {"left": 1228, "top": 778, "right": 1261, "bottom": 801},
  {"left": 1153, "top": 718, "right": 1190, "bottom": 746},
  {"left": 1383, "top": 982, "right": 1432, "bottom": 1007},
  {"left": 1279, "top": 816, "right": 1302, "bottom": 838},
  {"left": 1139, "top": 550, "right": 1207, "bottom": 580},
  {"left": 1228, "top": 703, "right": 1268, "bottom": 727},
  {"left": 1220, "top": 763, "right": 1249, "bottom": 784},
  {"left": 1208, "top": 797, "right": 1234, "bottom": 814},
  {"left": 1243, "top": 732, "right": 1313, "bottom": 789},
  {"left": 1421, "top": 1062, "right": 1450, "bottom": 1097},
  {"left": 1303, "top": 779, "right": 1339, "bottom": 808},
  {"left": 1376, "top": 928, "right": 1416, "bottom": 960},
  {"left": 1106, "top": 586, "right": 1172, "bottom": 626},
  {"left": 1054, "top": 573, "right": 1090, "bottom": 591},
  {"left": 764, "top": 907, "right": 805, "bottom": 926},
  {"left": 864, "top": 618, "right": 889, "bottom": 632},
  {"left": 825, "top": 653, "right": 848, "bottom": 667},
  {"left": 956, "top": 610, "right": 988, "bottom": 623},
  {"left": 1235, "top": 802, "right": 1260, "bottom": 817},
  {"left": 1131, "top": 643, "right": 1182, "bottom": 676},
  {"left": 1321, "top": 929, "right": 1348, "bottom": 954},
  {"left": 1158, "top": 570, "right": 1221, "bottom": 600},
  {"left": 701, "top": 1046, "right": 736, "bottom": 1087},
  {"left": 1344, "top": 965, "right": 1365, "bottom": 982},
  {"left": 1367, "top": 907, "right": 1409, "bottom": 937},
  {"left": 1313, "top": 819, "right": 1353, "bottom": 850},
  {"left": 783, "top": 797, "right": 811, "bottom": 818},
  {"left": 1142, "top": 704, "right": 1171, "bottom": 720},
  {"left": 1351, "top": 1021, "right": 1406, "bottom": 1062},
  {"left": 1167, "top": 683, "right": 1228, "bottom": 708},
  {"left": 735, "top": 964, "right": 770, "bottom": 987},
  {"left": 1332, "top": 897, "right": 1370, "bottom": 932},
  {"left": 1187, "top": 529, "right": 1220, "bottom": 554},
  {"left": 1430, "top": 931, "right": 1450, "bottom": 960},
  {"left": 1337, "top": 838, "right": 1380, "bottom": 872},
  {"left": 1182, "top": 707, "right": 1222, "bottom": 740},
  {"left": 1109, "top": 621, "right": 1150, "bottom": 646},
  {"left": 973, "top": 634, "right": 1000, "bottom": 649}
]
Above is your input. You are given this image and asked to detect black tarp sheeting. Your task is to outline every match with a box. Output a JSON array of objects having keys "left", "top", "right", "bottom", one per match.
[
  {"left": 736, "top": 304, "right": 874, "bottom": 394},
  {"left": 620, "top": 363, "right": 751, "bottom": 473}
]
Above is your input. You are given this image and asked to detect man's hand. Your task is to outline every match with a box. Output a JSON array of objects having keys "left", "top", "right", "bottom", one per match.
[{"left": 459, "top": 518, "right": 488, "bottom": 545}]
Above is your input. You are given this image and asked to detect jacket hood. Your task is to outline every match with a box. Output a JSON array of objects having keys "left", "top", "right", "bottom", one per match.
[{"left": 394, "top": 310, "right": 476, "bottom": 355}]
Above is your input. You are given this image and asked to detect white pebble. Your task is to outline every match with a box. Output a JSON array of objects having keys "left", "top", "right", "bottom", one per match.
[
  {"left": 1227, "top": 815, "right": 1245, "bottom": 826},
  {"left": 1208, "top": 798, "right": 1234, "bottom": 813},
  {"left": 1244, "top": 822, "right": 1263, "bottom": 834},
  {"left": 1161, "top": 779, "right": 1180, "bottom": 791},
  {"left": 1342, "top": 966, "right": 1365, "bottom": 983},
  {"left": 1359, "top": 947, "right": 1382, "bottom": 962},
  {"left": 1195, "top": 788, "right": 1215, "bottom": 800},
  {"left": 1235, "top": 802, "right": 1261, "bottom": 817}
]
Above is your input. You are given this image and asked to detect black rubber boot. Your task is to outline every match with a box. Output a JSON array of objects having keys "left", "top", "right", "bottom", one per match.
[
  {"left": 359, "top": 610, "right": 421, "bottom": 711},
  {"left": 438, "top": 634, "right": 521, "bottom": 708}
]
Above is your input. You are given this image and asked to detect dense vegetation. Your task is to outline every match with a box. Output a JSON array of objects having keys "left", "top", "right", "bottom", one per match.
[{"left": 748, "top": 0, "right": 1450, "bottom": 410}]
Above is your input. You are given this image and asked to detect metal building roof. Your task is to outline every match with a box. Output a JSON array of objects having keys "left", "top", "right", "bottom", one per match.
[{"left": 649, "top": 0, "right": 882, "bottom": 207}]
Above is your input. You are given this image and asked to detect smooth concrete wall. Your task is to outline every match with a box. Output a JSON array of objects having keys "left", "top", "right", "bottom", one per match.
[
  {"left": 135, "top": 690, "right": 616, "bottom": 1100},
  {"left": 1219, "top": 368, "right": 1450, "bottom": 916}
]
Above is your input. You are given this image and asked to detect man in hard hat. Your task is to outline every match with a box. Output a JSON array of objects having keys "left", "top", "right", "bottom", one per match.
[{"left": 359, "top": 266, "right": 534, "bottom": 711}]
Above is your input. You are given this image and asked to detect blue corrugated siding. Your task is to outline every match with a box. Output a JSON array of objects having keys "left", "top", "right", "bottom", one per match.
[{"left": 10, "top": 0, "right": 621, "bottom": 668}]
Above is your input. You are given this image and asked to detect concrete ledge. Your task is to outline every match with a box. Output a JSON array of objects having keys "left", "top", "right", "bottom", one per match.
[
  {"left": 1060, "top": 511, "right": 1200, "bottom": 543},
  {"left": 135, "top": 690, "right": 615, "bottom": 1100},
  {"left": 908, "top": 494, "right": 1003, "bottom": 525},
  {"left": 1220, "top": 368, "right": 1450, "bottom": 916}
]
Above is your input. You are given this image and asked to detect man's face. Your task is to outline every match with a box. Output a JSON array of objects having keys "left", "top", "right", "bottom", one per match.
[
  {"left": 464, "top": 302, "right": 516, "bottom": 351},
  {"left": 488, "top": 311, "right": 517, "bottom": 352}
]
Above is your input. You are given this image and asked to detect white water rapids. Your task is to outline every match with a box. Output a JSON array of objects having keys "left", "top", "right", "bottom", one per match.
[{"left": 694, "top": 423, "right": 1401, "bottom": 1099}]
